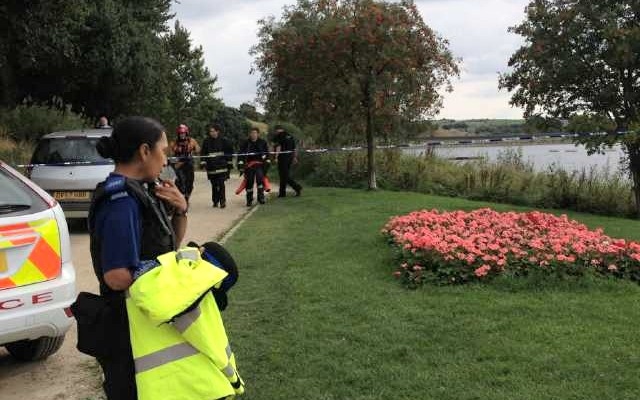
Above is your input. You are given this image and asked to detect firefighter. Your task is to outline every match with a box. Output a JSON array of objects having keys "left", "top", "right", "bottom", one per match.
[
  {"left": 170, "top": 124, "right": 200, "bottom": 202},
  {"left": 237, "top": 127, "right": 270, "bottom": 206},
  {"left": 200, "top": 124, "right": 234, "bottom": 208}
]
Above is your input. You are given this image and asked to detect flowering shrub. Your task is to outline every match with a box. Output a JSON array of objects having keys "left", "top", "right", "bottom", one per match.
[{"left": 382, "top": 208, "right": 640, "bottom": 287}]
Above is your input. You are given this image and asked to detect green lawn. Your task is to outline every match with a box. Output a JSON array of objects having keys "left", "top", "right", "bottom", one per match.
[{"left": 223, "top": 187, "right": 640, "bottom": 400}]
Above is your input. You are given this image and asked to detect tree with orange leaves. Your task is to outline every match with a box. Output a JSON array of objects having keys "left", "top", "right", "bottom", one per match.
[{"left": 251, "top": 0, "right": 459, "bottom": 189}]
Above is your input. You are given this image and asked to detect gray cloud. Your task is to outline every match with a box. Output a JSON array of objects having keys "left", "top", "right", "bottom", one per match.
[{"left": 172, "top": 0, "right": 529, "bottom": 119}]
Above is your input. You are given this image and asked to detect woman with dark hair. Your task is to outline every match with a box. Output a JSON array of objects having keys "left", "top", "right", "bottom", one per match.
[{"left": 88, "top": 116, "right": 187, "bottom": 399}]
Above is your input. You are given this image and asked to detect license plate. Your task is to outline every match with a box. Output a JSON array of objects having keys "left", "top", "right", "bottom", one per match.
[{"left": 53, "top": 191, "right": 91, "bottom": 201}]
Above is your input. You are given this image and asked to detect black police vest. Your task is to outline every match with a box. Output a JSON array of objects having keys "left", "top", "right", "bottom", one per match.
[
  {"left": 89, "top": 178, "right": 176, "bottom": 296},
  {"left": 275, "top": 133, "right": 296, "bottom": 160}
]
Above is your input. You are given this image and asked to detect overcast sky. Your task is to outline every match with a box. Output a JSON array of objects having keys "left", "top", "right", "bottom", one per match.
[{"left": 172, "top": 0, "right": 530, "bottom": 120}]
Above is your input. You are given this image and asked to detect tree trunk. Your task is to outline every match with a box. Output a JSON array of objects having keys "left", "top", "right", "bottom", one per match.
[
  {"left": 366, "top": 106, "right": 376, "bottom": 190},
  {"left": 365, "top": 76, "right": 377, "bottom": 190},
  {"left": 632, "top": 169, "right": 640, "bottom": 218},
  {"left": 626, "top": 142, "right": 640, "bottom": 218}
]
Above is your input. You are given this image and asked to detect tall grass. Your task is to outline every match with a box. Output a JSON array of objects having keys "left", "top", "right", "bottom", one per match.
[
  {"left": 297, "top": 148, "right": 635, "bottom": 218},
  {"left": 0, "top": 127, "right": 34, "bottom": 170},
  {"left": 0, "top": 104, "right": 87, "bottom": 142},
  {"left": 0, "top": 104, "right": 88, "bottom": 171}
]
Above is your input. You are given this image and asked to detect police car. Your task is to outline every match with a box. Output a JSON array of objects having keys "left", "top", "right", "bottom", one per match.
[{"left": 0, "top": 160, "right": 76, "bottom": 360}]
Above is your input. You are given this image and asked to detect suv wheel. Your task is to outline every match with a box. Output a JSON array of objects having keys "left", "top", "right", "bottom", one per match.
[{"left": 5, "top": 335, "right": 65, "bottom": 361}]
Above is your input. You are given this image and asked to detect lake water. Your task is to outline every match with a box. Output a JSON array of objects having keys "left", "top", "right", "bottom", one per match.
[{"left": 405, "top": 142, "right": 625, "bottom": 174}]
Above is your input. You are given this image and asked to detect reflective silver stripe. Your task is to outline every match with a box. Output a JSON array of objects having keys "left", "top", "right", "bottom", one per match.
[
  {"left": 225, "top": 344, "right": 232, "bottom": 359},
  {"left": 135, "top": 343, "right": 199, "bottom": 373},
  {"left": 208, "top": 152, "right": 224, "bottom": 157},
  {"left": 173, "top": 306, "right": 201, "bottom": 333},
  {"left": 223, "top": 362, "right": 235, "bottom": 377},
  {"left": 208, "top": 169, "right": 228, "bottom": 174},
  {"left": 176, "top": 248, "right": 199, "bottom": 262}
]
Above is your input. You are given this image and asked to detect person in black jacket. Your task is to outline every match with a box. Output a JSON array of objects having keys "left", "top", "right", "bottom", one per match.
[
  {"left": 272, "top": 125, "right": 302, "bottom": 197},
  {"left": 200, "top": 124, "right": 234, "bottom": 208},
  {"left": 238, "top": 127, "right": 270, "bottom": 206}
]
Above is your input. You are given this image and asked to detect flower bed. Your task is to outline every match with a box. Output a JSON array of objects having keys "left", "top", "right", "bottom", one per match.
[{"left": 382, "top": 208, "right": 640, "bottom": 287}]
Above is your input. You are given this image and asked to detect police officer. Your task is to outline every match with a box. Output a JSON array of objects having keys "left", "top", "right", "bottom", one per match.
[
  {"left": 89, "top": 117, "right": 187, "bottom": 399},
  {"left": 200, "top": 124, "right": 234, "bottom": 208},
  {"left": 238, "top": 127, "right": 270, "bottom": 206},
  {"left": 272, "top": 125, "right": 302, "bottom": 197}
]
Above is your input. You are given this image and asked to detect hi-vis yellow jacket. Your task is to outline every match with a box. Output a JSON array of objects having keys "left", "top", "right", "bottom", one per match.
[{"left": 126, "top": 248, "right": 245, "bottom": 400}]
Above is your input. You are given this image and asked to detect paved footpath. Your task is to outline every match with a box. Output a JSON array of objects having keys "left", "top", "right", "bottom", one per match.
[{"left": 0, "top": 172, "right": 252, "bottom": 400}]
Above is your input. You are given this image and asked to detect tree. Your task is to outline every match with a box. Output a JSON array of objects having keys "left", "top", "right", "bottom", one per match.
[
  {"left": 500, "top": 0, "right": 640, "bottom": 215},
  {"left": 252, "top": 0, "right": 459, "bottom": 189},
  {"left": 161, "top": 20, "right": 222, "bottom": 137},
  {"left": 565, "top": 114, "right": 615, "bottom": 134},
  {"left": 0, "top": 1, "right": 225, "bottom": 141},
  {"left": 523, "top": 115, "right": 563, "bottom": 134},
  {"left": 0, "top": 1, "right": 88, "bottom": 109},
  {"left": 74, "top": 0, "right": 174, "bottom": 119},
  {"left": 0, "top": 0, "right": 175, "bottom": 120},
  {"left": 239, "top": 102, "right": 264, "bottom": 122},
  {"left": 211, "top": 106, "right": 252, "bottom": 149}
]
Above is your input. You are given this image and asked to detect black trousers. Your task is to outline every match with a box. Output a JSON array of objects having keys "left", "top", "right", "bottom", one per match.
[
  {"left": 175, "top": 163, "right": 195, "bottom": 200},
  {"left": 209, "top": 173, "right": 227, "bottom": 205},
  {"left": 245, "top": 166, "right": 265, "bottom": 202},
  {"left": 97, "top": 355, "right": 137, "bottom": 400},
  {"left": 277, "top": 155, "right": 301, "bottom": 197},
  {"left": 96, "top": 298, "right": 137, "bottom": 400}
]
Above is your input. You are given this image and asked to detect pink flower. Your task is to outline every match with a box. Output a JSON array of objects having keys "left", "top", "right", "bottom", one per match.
[
  {"left": 384, "top": 208, "right": 640, "bottom": 285},
  {"left": 474, "top": 264, "right": 491, "bottom": 277},
  {"left": 488, "top": 243, "right": 500, "bottom": 251}
]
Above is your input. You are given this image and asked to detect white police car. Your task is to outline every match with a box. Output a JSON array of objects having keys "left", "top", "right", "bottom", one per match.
[{"left": 0, "top": 160, "right": 76, "bottom": 360}]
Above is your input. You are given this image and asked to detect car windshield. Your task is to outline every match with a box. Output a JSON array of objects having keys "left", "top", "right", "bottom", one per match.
[
  {"left": 0, "top": 168, "right": 47, "bottom": 215},
  {"left": 31, "top": 137, "right": 111, "bottom": 165}
]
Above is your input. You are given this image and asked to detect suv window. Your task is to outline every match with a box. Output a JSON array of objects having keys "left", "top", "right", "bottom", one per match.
[
  {"left": 0, "top": 167, "right": 48, "bottom": 215},
  {"left": 31, "top": 137, "right": 110, "bottom": 165}
]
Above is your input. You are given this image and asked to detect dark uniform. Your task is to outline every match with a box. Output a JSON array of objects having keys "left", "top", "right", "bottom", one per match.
[
  {"left": 173, "top": 138, "right": 195, "bottom": 201},
  {"left": 273, "top": 130, "right": 302, "bottom": 197},
  {"left": 200, "top": 136, "right": 234, "bottom": 208},
  {"left": 238, "top": 138, "right": 269, "bottom": 206},
  {"left": 88, "top": 173, "right": 176, "bottom": 400}
]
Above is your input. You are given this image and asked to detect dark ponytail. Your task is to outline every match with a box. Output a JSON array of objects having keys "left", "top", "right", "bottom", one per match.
[{"left": 97, "top": 116, "right": 165, "bottom": 163}]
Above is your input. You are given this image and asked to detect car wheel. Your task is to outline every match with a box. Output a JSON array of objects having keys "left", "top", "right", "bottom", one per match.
[{"left": 5, "top": 335, "right": 65, "bottom": 361}]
